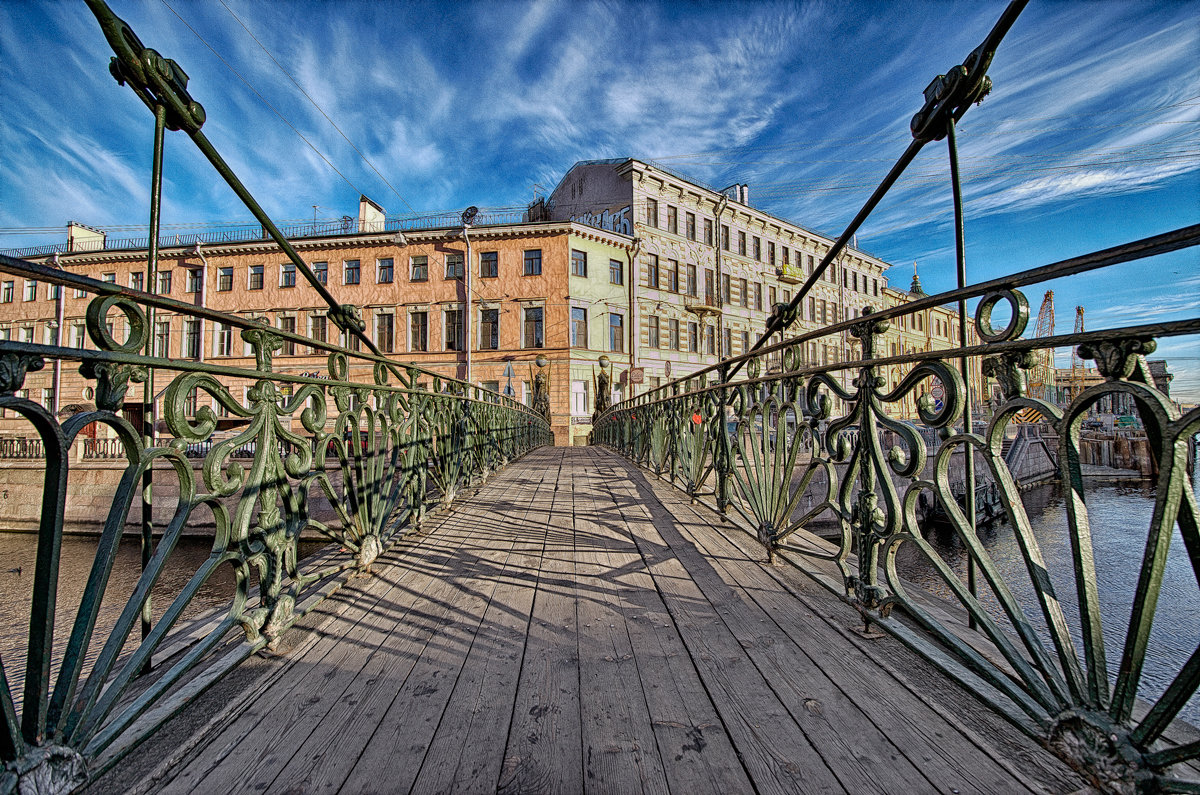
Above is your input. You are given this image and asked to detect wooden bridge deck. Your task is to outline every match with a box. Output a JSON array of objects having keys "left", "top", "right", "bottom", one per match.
[{"left": 97, "top": 447, "right": 1089, "bottom": 794}]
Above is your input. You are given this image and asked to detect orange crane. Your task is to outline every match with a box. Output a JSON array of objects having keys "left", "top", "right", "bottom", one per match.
[
  {"left": 1013, "top": 291, "right": 1056, "bottom": 423},
  {"left": 1070, "top": 306, "right": 1086, "bottom": 401}
]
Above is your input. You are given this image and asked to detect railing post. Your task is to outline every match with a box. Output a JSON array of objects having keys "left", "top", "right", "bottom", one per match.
[
  {"left": 140, "top": 101, "right": 167, "bottom": 658},
  {"left": 947, "top": 120, "right": 979, "bottom": 629},
  {"left": 716, "top": 363, "right": 731, "bottom": 514}
]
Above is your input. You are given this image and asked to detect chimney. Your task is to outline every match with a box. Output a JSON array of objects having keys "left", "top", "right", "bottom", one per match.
[
  {"left": 66, "top": 222, "right": 106, "bottom": 252},
  {"left": 358, "top": 195, "right": 385, "bottom": 233}
]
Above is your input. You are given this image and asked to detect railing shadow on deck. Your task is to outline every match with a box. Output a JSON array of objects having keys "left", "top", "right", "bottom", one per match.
[
  {"left": 0, "top": 3, "right": 554, "bottom": 791},
  {"left": 592, "top": 5, "right": 1200, "bottom": 792}
]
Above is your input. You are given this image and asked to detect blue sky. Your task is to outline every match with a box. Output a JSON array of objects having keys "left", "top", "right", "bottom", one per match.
[{"left": 1, "top": 0, "right": 1198, "bottom": 401}]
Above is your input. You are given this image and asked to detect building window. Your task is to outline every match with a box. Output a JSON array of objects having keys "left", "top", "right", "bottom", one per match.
[
  {"left": 47, "top": 283, "right": 60, "bottom": 300},
  {"left": 480, "top": 251, "right": 498, "bottom": 278},
  {"left": 688, "top": 321, "right": 699, "bottom": 353},
  {"left": 312, "top": 261, "right": 328, "bottom": 284},
  {"left": 686, "top": 264, "right": 697, "bottom": 297},
  {"left": 410, "top": 256, "right": 428, "bottom": 281},
  {"left": 739, "top": 278, "right": 748, "bottom": 307},
  {"left": 720, "top": 225, "right": 729, "bottom": 251},
  {"left": 722, "top": 328, "right": 732, "bottom": 358},
  {"left": 737, "top": 231, "right": 747, "bottom": 256},
  {"left": 377, "top": 313, "right": 394, "bottom": 353},
  {"left": 667, "top": 205, "right": 678, "bottom": 234},
  {"left": 183, "top": 319, "right": 200, "bottom": 358},
  {"left": 609, "top": 313, "right": 624, "bottom": 353},
  {"left": 19, "top": 326, "right": 33, "bottom": 344},
  {"left": 741, "top": 330, "right": 750, "bottom": 355},
  {"left": 768, "top": 242, "right": 775, "bottom": 265},
  {"left": 705, "top": 269, "right": 715, "bottom": 303},
  {"left": 280, "top": 316, "right": 296, "bottom": 355},
  {"left": 753, "top": 237, "right": 762, "bottom": 261},
  {"left": 646, "top": 254, "right": 659, "bottom": 288},
  {"left": 571, "top": 380, "right": 589, "bottom": 416},
  {"left": 410, "top": 312, "right": 428, "bottom": 352},
  {"left": 281, "top": 262, "right": 296, "bottom": 288},
  {"left": 771, "top": 287, "right": 778, "bottom": 307},
  {"left": 704, "top": 218, "right": 713, "bottom": 246},
  {"left": 154, "top": 321, "right": 170, "bottom": 358},
  {"left": 249, "top": 265, "right": 264, "bottom": 290},
  {"left": 480, "top": 308, "right": 499, "bottom": 350},
  {"left": 445, "top": 252, "right": 464, "bottom": 279},
  {"left": 156, "top": 270, "right": 172, "bottom": 294},
  {"left": 754, "top": 283, "right": 763, "bottom": 311},
  {"left": 873, "top": 278, "right": 879, "bottom": 297},
  {"left": 186, "top": 269, "right": 201, "bottom": 293},
  {"left": 645, "top": 198, "right": 658, "bottom": 227},
  {"left": 71, "top": 322, "right": 86, "bottom": 349},
  {"left": 2, "top": 281, "right": 13, "bottom": 302},
  {"left": 309, "top": 315, "right": 327, "bottom": 353},
  {"left": 722, "top": 274, "right": 731, "bottom": 305},
  {"left": 705, "top": 325, "right": 716, "bottom": 355},
  {"left": 571, "top": 249, "right": 587, "bottom": 277},
  {"left": 610, "top": 259, "right": 623, "bottom": 285},
  {"left": 669, "top": 318, "right": 680, "bottom": 350},
  {"left": 648, "top": 316, "right": 660, "bottom": 348},
  {"left": 128, "top": 273, "right": 143, "bottom": 292},
  {"left": 183, "top": 388, "right": 198, "bottom": 418},
  {"left": 218, "top": 267, "right": 233, "bottom": 291},
  {"left": 445, "top": 309, "right": 463, "bottom": 351},
  {"left": 686, "top": 212, "right": 696, "bottom": 241},
  {"left": 377, "top": 258, "right": 393, "bottom": 284},
  {"left": 782, "top": 247, "right": 790, "bottom": 266},
  {"left": 571, "top": 307, "right": 587, "bottom": 347},
  {"left": 667, "top": 260, "right": 679, "bottom": 292},
  {"left": 523, "top": 249, "right": 542, "bottom": 276},
  {"left": 101, "top": 273, "right": 116, "bottom": 284},
  {"left": 215, "top": 323, "right": 233, "bottom": 356},
  {"left": 524, "top": 306, "right": 544, "bottom": 348},
  {"left": 344, "top": 259, "right": 360, "bottom": 285}
]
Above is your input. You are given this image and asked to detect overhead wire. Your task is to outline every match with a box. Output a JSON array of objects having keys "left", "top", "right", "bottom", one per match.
[
  {"left": 215, "top": 0, "right": 417, "bottom": 214},
  {"left": 158, "top": 0, "right": 367, "bottom": 200}
]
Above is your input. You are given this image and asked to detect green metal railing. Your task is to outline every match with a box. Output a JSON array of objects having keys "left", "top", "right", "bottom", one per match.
[
  {"left": 0, "top": 2, "right": 551, "bottom": 791},
  {"left": 594, "top": 1, "right": 1200, "bottom": 789}
]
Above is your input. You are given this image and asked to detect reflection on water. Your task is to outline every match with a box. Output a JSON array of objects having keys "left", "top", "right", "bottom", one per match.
[
  {"left": 895, "top": 458, "right": 1200, "bottom": 726},
  {"left": 0, "top": 534, "right": 325, "bottom": 705}
]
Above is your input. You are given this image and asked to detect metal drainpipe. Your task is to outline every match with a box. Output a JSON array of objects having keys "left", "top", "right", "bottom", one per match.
[
  {"left": 50, "top": 253, "right": 64, "bottom": 415},
  {"left": 193, "top": 242, "right": 208, "bottom": 362},
  {"left": 714, "top": 195, "right": 728, "bottom": 363},
  {"left": 463, "top": 226, "right": 472, "bottom": 385},
  {"left": 626, "top": 237, "right": 640, "bottom": 397}
]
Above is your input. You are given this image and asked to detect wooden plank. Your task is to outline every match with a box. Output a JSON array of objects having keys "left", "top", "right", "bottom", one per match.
[
  {"left": 615, "top": 450, "right": 1086, "bottom": 795},
  {"left": 649, "top": 475, "right": 1044, "bottom": 794},
  {"left": 571, "top": 463, "right": 670, "bottom": 794},
  {"left": 604, "top": 462, "right": 849, "bottom": 794},
  {"left": 157, "top": 458, "right": 547, "bottom": 794},
  {"left": 574, "top": 450, "right": 755, "bottom": 793},
  {"left": 497, "top": 451, "right": 586, "bottom": 795},
  {"left": 332, "top": 454, "right": 558, "bottom": 795},
  {"left": 353, "top": 456, "right": 552, "bottom": 794}
]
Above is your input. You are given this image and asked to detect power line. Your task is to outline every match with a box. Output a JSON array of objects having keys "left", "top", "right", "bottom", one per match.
[
  {"left": 215, "top": 0, "right": 417, "bottom": 214},
  {"left": 158, "top": 0, "right": 366, "bottom": 200}
]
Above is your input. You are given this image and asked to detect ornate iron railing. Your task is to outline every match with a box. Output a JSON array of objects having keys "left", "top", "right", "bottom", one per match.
[
  {"left": 594, "top": 1, "right": 1200, "bottom": 790},
  {"left": 0, "top": 2, "right": 552, "bottom": 791},
  {"left": 595, "top": 236, "right": 1200, "bottom": 792}
]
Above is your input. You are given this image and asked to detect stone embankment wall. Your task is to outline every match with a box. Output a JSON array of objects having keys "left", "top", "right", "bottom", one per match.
[
  {"left": 0, "top": 455, "right": 346, "bottom": 537},
  {"left": 1077, "top": 432, "right": 1156, "bottom": 477}
]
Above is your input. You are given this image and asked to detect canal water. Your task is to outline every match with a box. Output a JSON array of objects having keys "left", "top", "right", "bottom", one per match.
[
  {"left": 0, "top": 534, "right": 327, "bottom": 708},
  {"left": 894, "top": 451, "right": 1200, "bottom": 726}
]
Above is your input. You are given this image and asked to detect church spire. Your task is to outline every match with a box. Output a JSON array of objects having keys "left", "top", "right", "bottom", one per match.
[{"left": 909, "top": 262, "right": 927, "bottom": 297}]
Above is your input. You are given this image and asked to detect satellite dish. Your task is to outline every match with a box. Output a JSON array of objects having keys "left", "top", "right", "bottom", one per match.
[{"left": 461, "top": 206, "right": 479, "bottom": 226}]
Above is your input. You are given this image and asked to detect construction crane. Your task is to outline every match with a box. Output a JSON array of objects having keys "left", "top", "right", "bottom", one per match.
[
  {"left": 1070, "top": 306, "right": 1086, "bottom": 401},
  {"left": 1013, "top": 291, "right": 1056, "bottom": 423}
]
